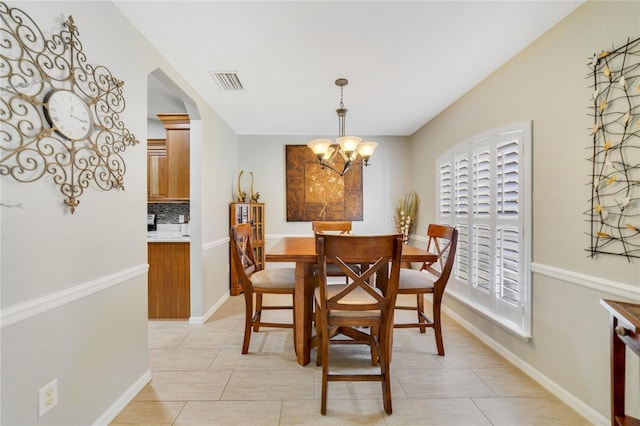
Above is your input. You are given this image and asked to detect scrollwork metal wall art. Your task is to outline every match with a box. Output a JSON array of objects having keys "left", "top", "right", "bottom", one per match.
[
  {"left": 587, "top": 36, "right": 640, "bottom": 260},
  {"left": 0, "top": 2, "right": 139, "bottom": 213}
]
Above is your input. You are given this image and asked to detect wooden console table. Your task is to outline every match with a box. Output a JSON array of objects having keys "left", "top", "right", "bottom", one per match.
[{"left": 600, "top": 299, "right": 640, "bottom": 426}]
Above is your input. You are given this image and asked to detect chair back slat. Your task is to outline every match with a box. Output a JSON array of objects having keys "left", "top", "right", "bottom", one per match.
[
  {"left": 230, "top": 223, "right": 260, "bottom": 293},
  {"left": 420, "top": 224, "right": 458, "bottom": 300},
  {"left": 421, "top": 224, "right": 455, "bottom": 277},
  {"left": 312, "top": 221, "right": 353, "bottom": 234},
  {"left": 316, "top": 234, "right": 403, "bottom": 314}
]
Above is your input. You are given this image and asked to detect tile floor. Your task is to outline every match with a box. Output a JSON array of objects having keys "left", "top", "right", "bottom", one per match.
[{"left": 111, "top": 295, "right": 589, "bottom": 425}]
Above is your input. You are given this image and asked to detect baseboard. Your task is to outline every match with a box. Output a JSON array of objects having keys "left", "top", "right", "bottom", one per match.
[
  {"left": 93, "top": 369, "right": 151, "bottom": 425},
  {"left": 442, "top": 305, "right": 608, "bottom": 425},
  {"left": 188, "top": 291, "right": 230, "bottom": 325}
]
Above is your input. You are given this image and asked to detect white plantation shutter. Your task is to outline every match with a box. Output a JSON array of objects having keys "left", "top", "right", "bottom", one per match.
[
  {"left": 436, "top": 122, "right": 531, "bottom": 337},
  {"left": 455, "top": 155, "right": 469, "bottom": 215},
  {"left": 497, "top": 141, "right": 519, "bottom": 216},
  {"left": 439, "top": 162, "right": 452, "bottom": 216},
  {"left": 497, "top": 226, "right": 519, "bottom": 304},
  {"left": 473, "top": 224, "right": 492, "bottom": 292},
  {"left": 473, "top": 148, "right": 491, "bottom": 216},
  {"left": 454, "top": 224, "right": 469, "bottom": 282}
]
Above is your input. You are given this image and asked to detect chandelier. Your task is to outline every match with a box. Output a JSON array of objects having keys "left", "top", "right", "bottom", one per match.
[{"left": 307, "top": 78, "right": 378, "bottom": 176}]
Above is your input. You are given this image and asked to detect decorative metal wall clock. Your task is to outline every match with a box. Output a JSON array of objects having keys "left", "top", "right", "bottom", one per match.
[{"left": 0, "top": 2, "right": 139, "bottom": 213}]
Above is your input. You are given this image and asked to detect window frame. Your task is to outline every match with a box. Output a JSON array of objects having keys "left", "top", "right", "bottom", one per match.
[{"left": 436, "top": 121, "right": 532, "bottom": 339}]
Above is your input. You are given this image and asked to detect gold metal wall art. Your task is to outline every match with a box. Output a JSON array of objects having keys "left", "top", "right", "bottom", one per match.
[
  {"left": 587, "top": 36, "right": 640, "bottom": 260},
  {"left": 0, "top": 2, "right": 139, "bottom": 213}
]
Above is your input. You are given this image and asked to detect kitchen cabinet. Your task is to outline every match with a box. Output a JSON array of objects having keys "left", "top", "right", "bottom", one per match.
[
  {"left": 147, "top": 138, "right": 167, "bottom": 199},
  {"left": 147, "top": 113, "right": 190, "bottom": 201},
  {"left": 229, "top": 202, "right": 265, "bottom": 296},
  {"left": 148, "top": 242, "right": 190, "bottom": 319}
]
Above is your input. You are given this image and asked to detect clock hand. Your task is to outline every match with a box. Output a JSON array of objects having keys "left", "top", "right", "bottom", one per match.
[{"left": 71, "top": 115, "right": 88, "bottom": 123}]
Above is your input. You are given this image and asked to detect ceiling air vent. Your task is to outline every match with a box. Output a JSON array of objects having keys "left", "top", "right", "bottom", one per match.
[{"left": 210, "top": 71, "right": 244, "bottom": 91}]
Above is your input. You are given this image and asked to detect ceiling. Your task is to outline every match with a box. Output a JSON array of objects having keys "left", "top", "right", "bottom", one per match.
[{"left": 114, "top": 1, "right": 583, "bottom": 137}]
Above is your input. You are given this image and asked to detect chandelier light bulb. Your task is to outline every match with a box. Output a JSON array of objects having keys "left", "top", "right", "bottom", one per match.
[
  {"left": 337, "top": 136, "right": 362, "bottom": 157},
  {"left": 307, "top": 138, "right": 332, "bottom": 158},
  {"left": 357, "top": 141, "right": 378, "bottom": 164}
]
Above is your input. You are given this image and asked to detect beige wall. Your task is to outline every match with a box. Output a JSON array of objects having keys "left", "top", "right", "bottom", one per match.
[
  {"left": 410, "top": 0, "right": 640, "bottom": 422},
  {"left": 237, "top": 135, "right": 413, "bottom": 246},
  {"left": 3, "top": 1, "right": 637, "bottom": 423},
  {"left": 0, "top": 1, "right": 237, "bottom": 423}
]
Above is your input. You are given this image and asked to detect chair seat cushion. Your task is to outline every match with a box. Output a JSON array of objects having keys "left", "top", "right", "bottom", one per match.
[
  {"left": 398, "top": 268, "right": 436, "bottom": 290},
  {"left": 314, "top": 284, "right": 382, "bottom": 318},
  {"left": 251, "top": 268, "right": 296, "bottom": 289}
]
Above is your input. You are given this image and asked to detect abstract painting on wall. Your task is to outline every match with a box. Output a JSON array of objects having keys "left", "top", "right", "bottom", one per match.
[{"left": 285, "top": 145, "right": 363, "bottom": 222}]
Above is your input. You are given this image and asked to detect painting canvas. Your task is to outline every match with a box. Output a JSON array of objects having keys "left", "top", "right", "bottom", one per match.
[{"left": 286, "top": 145, "right": 363, "bottom": 221}]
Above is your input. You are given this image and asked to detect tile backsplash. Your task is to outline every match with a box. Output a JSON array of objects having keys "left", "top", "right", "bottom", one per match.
[{"left": 148, "top": 202, "right": 190, "bottom": 224}]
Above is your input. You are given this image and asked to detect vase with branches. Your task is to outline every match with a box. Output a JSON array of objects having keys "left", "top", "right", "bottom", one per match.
[{"left": 394, "top": 190, "right": 419, "bottom": 244}]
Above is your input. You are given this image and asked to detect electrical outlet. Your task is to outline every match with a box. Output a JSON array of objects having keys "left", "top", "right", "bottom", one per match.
[
  {"left": 179, "top": 214, "right": 185, "bottom": 223},
  {"left": 38, "top": 379, "right": 58, "bottom": 418}
]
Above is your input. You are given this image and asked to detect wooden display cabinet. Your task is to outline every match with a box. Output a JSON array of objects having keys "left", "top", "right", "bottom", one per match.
[{"left": 229, "top": 202, "right": 265, "bottom": 296}]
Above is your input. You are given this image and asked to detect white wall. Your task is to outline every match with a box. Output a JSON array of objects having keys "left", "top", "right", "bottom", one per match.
[
  {"left": 0, "top": 1, "right": 238, "bottom": 423},
  {"left": 410, "top": 0, "right": 640, "bottom": 422},
  {"left": 198, "top": 102, "right": 239, "bottom": 319},
  {"left": 237, "top": 135, "right": 413, "bottom": 250}
]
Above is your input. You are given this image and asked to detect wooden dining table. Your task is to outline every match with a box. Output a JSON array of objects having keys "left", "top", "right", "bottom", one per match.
[{"left": 266, "top": 236, "right": 437, "bottom": 366}]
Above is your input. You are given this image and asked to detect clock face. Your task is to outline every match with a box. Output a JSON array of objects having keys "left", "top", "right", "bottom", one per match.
[{"left": 44, "top": 89, "right": 93, "bottom": 141}]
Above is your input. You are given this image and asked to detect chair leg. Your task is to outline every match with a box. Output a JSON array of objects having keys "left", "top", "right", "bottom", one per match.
[
  {"left": 242, "top": 292, "right": 254, "bottom": 354},
  {"left": 369, "top": 326, "right": 379, "bottom": 366},
  {"left": 320, "top": 320, "right": 329, "bottom": 415},
  {"left": 433, "top": 300, "right": 445, "bottom": 356},
  {"left": 379, "top": 327, "right": 393, "bottom": 415},
  {"left": 315, "top": 300, "right": 322, "bottom": 366},
  {"left": 417, "top": 294, "right": 426, "bottom": 333},
  {"left": 292, "top": 292, "right": 297, "bottom": 356},
  {"left": 253, "top": 293, "right": 263, "bottom": 332}
]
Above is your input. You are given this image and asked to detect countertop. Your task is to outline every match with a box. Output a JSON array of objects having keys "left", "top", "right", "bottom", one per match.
[{"left": 147, "top": 224, "right": 190, "bottom": 243}]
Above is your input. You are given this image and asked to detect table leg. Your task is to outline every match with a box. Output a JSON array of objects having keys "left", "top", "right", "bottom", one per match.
[
  {"left": 610, "top": 315, "right": 626, "bottom": 424},
  {"left": 294, "top": 262, "right": 315, "bottom": 366}
]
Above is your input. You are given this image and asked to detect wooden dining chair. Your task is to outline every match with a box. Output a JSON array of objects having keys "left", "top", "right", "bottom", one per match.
[
  {"left": 314, "top": 233, "right": 403, "bottom": 415},
  {"left": 229, "top": 223, "right": 295, "bottom": 354},
  {"left": 312, "top": 221, "right": 360, "bottom": 282},
  {"left": 394, "top": 224, "right": 458, "bottom": 356}
]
